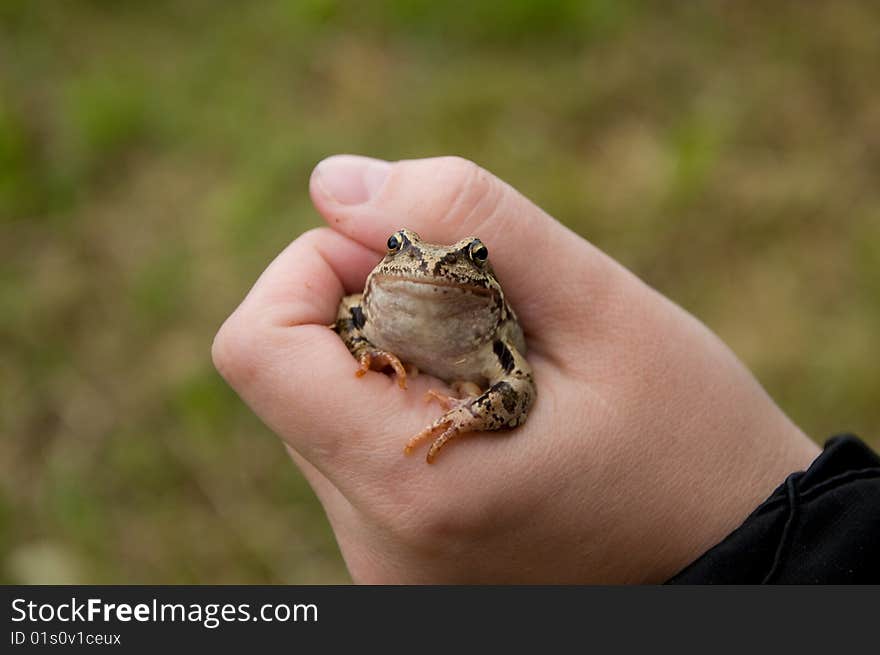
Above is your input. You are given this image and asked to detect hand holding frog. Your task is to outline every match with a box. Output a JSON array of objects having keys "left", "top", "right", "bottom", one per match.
[{"left": 212, "top": 155, "right": 819, "bottom": 583}]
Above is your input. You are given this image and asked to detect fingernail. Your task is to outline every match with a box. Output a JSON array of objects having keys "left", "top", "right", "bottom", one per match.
[{"left": 313, "top": 155, "right": 391, "bottom": 205}]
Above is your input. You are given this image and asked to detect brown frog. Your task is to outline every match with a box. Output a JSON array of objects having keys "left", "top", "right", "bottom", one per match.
[{"left": 332, "top": 228, "right": 535, "bottom": 462}]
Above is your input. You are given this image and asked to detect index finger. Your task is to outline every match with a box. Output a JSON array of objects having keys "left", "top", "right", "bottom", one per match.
[{"left": 211, "top": 227, "right": 450, "bottom": 490}]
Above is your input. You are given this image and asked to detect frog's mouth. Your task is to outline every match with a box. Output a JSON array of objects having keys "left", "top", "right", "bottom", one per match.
[{"left": 371, "top": 274, "right": 496, "bottom": 298}]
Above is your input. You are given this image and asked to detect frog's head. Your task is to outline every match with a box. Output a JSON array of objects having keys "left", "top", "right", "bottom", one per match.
[
  {"left": 371, "top": 228, "right": 501, "bottom": 294},
  {"left": 363, "top": 227, "right": 512, "bottom": 354}
]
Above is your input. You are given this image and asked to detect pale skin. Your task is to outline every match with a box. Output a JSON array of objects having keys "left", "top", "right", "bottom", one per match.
[{"left": 212, "top": 155, "right": 821, "bottom": 583}]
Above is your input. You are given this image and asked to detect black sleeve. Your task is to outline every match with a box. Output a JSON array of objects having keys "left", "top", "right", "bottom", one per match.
[{"left": 666, "top": 434, "right": 880, "bottom": 584}]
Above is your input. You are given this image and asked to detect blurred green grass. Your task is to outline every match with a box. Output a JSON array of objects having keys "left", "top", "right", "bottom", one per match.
[{"left": 1, "top": 1, "right": 878, "bottom": 583}]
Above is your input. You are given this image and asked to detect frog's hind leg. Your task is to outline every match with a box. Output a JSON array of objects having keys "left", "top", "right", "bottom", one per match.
[
  {"left": 405, "top": 372, "right": 534, "bottom": 463},
  {"left": 403, "top": 385, "right": 500, "bottom": 463},
  {"left": 403, "top": 400, "right": 486, "bottom": 464},
  {"left": 414, "top": 381, "right": 482, "bottom": 454}
]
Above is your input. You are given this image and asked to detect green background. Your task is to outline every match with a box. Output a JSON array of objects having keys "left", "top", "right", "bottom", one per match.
[{"left": 2, "top": 1, "right": 878, "bottom": 583}]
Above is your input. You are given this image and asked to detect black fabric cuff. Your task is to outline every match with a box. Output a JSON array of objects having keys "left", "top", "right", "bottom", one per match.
[{"left": 667, "top": 434, "right": 880, "bottom": 584}]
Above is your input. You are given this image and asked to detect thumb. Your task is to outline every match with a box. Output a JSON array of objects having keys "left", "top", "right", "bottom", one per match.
[{"left": 308, "top": 155, "right": 622, "bottom": 335}]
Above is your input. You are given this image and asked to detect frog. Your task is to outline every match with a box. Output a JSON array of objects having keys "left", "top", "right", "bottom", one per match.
[{"left": 332, "top": 228, "right": 535, "bottom": 463}]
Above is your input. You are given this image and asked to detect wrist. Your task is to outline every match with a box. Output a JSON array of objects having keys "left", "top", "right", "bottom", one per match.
[{"left": 649, "top": 420, "right": 820, "bottom": 582}]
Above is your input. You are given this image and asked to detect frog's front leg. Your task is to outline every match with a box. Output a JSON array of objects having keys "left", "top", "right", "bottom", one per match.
[
  {"left": 405, "top": 339, "right": 536, "bottom": 463},
  {"left": 333, "top": 294, "right": 408, "bottom": 389}
]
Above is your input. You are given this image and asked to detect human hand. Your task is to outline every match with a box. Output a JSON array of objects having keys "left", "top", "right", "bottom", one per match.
[{"left": 212, "top": 155, "right": 820, "bottom": 583}]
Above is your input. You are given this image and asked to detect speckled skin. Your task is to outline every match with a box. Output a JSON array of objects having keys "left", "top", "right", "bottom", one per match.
[{"left": 333, "top": 228, "right": 536, "bottom": 462}]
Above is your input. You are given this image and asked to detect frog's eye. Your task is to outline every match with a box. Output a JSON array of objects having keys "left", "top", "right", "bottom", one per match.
[
  {"left": 386, "top": 232, "right": 404, "bottom": 253},
  {"left": 468, "top": 240, "right": 489, "bottom": 264}
]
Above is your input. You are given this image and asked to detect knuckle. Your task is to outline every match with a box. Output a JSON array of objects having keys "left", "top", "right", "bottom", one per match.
[
  {"left": 211, "top": 311, "right": 259, "bottom": 389},
  {"left": 433, "top": 156, "right": 500, "bottom": 226},
  {"left": 438, "top": 155, "right": 481, "bottom": 181},
  {"left": 211, "top": 228, "right": 339, "bottom": 389}
]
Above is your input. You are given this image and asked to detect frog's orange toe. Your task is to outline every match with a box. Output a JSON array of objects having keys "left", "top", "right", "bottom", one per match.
[
  {"left": 355, "top": 350, "right": 408, "bottom": 389},
  {"left": 404, "top": 420, "right": 450, "bottom": 458},
  {"left": 404, "top": 418, "right": 468, "bottom": 463},
  {"left": 379, "top": 352, "right": 407, "bottom": 389},
  {"left": 424, "top": 381, "right": 482, "bottom": 410},
  {"left": 423, "top": 389, "right": 459, "bottom": 410},
  {"left": 426, "top": 426, "right": 462, "bottom": 463}
]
